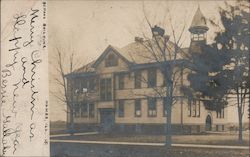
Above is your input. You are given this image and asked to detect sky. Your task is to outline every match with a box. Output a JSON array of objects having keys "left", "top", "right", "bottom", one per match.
[{"left": 47, "top": 0, "right": 248, "bottom": 123}]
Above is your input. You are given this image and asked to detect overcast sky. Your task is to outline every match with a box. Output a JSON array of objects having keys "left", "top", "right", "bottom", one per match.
[{"left": 47, "top": 0, "right": 248, "bottom": 123}]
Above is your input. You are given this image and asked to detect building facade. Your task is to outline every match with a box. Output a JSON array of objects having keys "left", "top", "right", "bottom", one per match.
[{"left": 65, "top": 7, "right": 228, "bottom": 134}]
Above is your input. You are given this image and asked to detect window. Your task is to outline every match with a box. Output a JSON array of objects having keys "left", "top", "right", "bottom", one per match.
[
  {"left": 105, "top": 53, "right": 118, "bottom": 67},
  {"left": 192, "top": 100, "right": 196, "bottom": 117},
  {"left": 118, "top": 100, "right": 124, "bottom": 117},
  {"left": 88, "top": 79, "right": 96, "bottom": 91},
  {"left": 134, "top": 71, "right": 142, "bottom": 88},
  {"left": 134, "top": 99, "right": 141, "bottom": 117},
  {"left": 216, "top": 108, "right": 224, "bottom": 119},
  {"left": 81, "top": 103, "right": 88, "bottom": 117},
  {"left": 100, "top": 78, "right": 112, "bottom": 101},
  {"left": 74, "top": 103, "right": 80, "bottom": 118},
  {"left": 188, "top": 98, "right": 192, "bottom": 117},
  {"left": 148, "top": 98, "right": 157, "bottom": 117},
  {"left": 188, "top": 98, "right": 200, "bottom": 117},
  {"left": 148, "top": 69, "right": 157, "bottom": 87},
  {"left": 197, "top": 101, "right": 200, "bottom": 117},
  {"left": 222, "top": 108, "right": 224, "bottom": 118},
  {"left": 163, "top": 97, "right": 168, "bottom": 117},
  {"left": 118, "top": 74, "right": 125, "bottom": 90},
  {"left": 216, "top": 125, "right": 219, "bottom": 131},
  {"left": 89, "top": 103, "right": 95, "bottom": 117}
]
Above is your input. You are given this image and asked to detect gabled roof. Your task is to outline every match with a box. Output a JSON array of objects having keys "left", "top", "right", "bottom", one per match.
[
  {"left": 65, "top": 60, "right": 96, "bottom": 78},
  {"left": 118, "top": 39, "right": 184, "bottom": 64},
  {"left": 91, "top": 45, "right": 131, "bottom": 68},
  {"left": 67, "top": 38, "right": 187, "bottom": 77}
]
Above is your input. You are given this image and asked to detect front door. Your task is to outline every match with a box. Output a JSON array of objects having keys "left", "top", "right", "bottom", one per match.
[
  {"left": 100, "top": 109, "right": 115, "bottom": 133},
  {"left": 205, "top": 115, "right": 212, "bottom": 131}
]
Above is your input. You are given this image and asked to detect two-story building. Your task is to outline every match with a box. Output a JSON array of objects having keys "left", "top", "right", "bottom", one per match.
[{"left": 65, "top": 7, "right": 228, "bottom": 134}]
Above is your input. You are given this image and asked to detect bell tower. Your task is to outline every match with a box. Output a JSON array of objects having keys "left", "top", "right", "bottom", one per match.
[{"left": 189, "top": 6, "right": 209, "bottom": 43}]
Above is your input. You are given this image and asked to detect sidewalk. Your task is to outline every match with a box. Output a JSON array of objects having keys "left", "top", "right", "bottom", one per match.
[
  {"left": 50, "top": 139, "right": 249, "bottom": 150},
  {"left": 50, "top": 131, "right": 98, "bottom": 138}
]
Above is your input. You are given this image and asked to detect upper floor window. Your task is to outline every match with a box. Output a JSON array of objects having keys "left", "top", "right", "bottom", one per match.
[
  {"left": 188, "top": 98, "right": 200, "bottom": 117},
  {"left": 148, "top": 97, "right": 157, "bottom": 117},
  {"left": 134, "top": 71, "right": 142, "bottom": 89},
  {"left": 118, "top": 100, "right": 125, "bottom": 117},
  {"left": 88, "top": 79, "right": 96, "bottom": 91},
  {"left": 100, "top": 78, "right": 112, "bottom": 101},
  {"left": 188, "top": 98, "right": 192, "bottom": 117},
  {"left": 148, "top": 69, "right": 157, "bottom": 88},
  {"left": 118, "top": 74, "right": 125, "bottom": 90},
  {"left": 134, "top": 99, "right": 141, "bottom": 117},
  {"left": 105, "top": 53, "right": 118, "bottom": 67},
  {"left": 216, "top": 108, "right": 224, "bottom": 118},
  {"left": 73, "top": 77, "right": 97, "bottom": 93}
]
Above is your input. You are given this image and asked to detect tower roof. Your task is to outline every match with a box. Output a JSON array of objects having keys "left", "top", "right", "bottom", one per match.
[{"left": 189, "top": 6, "right": 208, "bottom": 34}]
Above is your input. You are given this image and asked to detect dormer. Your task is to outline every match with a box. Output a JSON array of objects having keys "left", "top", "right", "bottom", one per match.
[
  {"left": 105, "top": 53, "right": 118, "bottom": 67},
  {"left": 92, "top": 45, "right": 131, "bottom": 73}
]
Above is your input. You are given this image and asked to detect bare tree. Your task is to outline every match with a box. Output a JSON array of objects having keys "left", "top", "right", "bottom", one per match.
[
  {"left": 130, "top": 4, "right": 187, "bottom": 147},
  {"left": 51, "top": 46, "right": 83, "bottom": 134}
]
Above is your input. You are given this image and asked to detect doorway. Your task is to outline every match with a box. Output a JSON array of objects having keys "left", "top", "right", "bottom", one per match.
[
  {"left": 205, "top": 115, "right": 212, "bottom": 131},
  {"left": 100, "top": 109, "right": 115, "bottom": 133}
]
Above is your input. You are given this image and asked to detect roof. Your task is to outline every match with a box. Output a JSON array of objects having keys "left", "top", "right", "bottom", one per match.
[
  {"left": 118, "top": 39, "right": 183, "bottom": 64},
  {"left": 67, "top": 37, "right": 187, "bottom": 77},
  {"left": 92, "top": 45, "right": 131, "bottom": 68},
  {"left": 73, "top": 60, "right": 96, "bottom": 73},
  {"left": 189, "top": 7, "right": 208, "bottom": 34}
]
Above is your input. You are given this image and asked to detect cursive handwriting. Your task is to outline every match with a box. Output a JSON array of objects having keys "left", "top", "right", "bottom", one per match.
[
  {"left": 12, "top": 80, "right": 21, "bottom": 117},
  {"left": 2, "top": 114, "right": 11, "bottom": 155},
  {"left": 23, "top": 8, "right": 39, "bottom": 47},
  {"left": 29, "top": 123, "right": 36, "bottom": 141},
  {"left": 30, "top": 50, "right": 41, "bottom": 120},
  {"left": 21, "top": 57, "right": 29, "bottom": 88}
]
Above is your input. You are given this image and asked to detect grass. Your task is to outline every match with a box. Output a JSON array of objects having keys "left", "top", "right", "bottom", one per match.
[
  {"left": 51, "top": 132, "right": 250, "bottom": 146},
  {"left": 51, "top": 143, "right": 249, "bottom": 157}
]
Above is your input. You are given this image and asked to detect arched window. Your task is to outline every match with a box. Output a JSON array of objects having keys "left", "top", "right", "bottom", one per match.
[{"left": 105, "top": 53, "right": 118, "bottom": 67}]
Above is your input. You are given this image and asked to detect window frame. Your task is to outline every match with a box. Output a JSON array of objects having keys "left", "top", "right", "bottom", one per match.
[
  {"left": 105, "top": 53, "right": 118, "bottom": 67},
  {"left": 134, "top": 71, "right": 142, "bottom": 89},
  {"left": 89, "top": 103, "right": 95, "bottom": 118},
  {"left": 74, "top": 103, "right": 80, "bottom": 118},
  {"left": 188, "top": 98, "right": 192, "bottom": 117},
  {"left": 118, "top": 100, "right": 125, "bottom": 117},
  {"left": 192, "top": 100, "right": 197, "bottom": 117},
  {"left": 118, "top": 74, "right": 125, "bottom": 90},
  {"left": 134, "top": 99, "right": 141, "bottom": 117},
  {"left": 80, "top": 102, "right": 88, "bottom": 118},
  {"left": 147, "top": 68, "right": 157, "bottom": 88},
  {"left": 148, "top": 98, "right": 157, "bottom": 117},
  {"left": 100, "top": 78, "right": 112, "bottom": 101},
  {"left": 163, "top": 97, "right": 168, "bottom": 117}
]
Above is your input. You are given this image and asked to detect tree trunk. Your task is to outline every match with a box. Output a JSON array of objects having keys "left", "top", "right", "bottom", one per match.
[
  {"left": 165, "top": 84, "right": 173, "bottom": 147},
  {"left": 165, "top": 98, "right": 172, "bottom": 147},
  {"left": 69, "top": 108, "right": 75, "bottom": 135},
  {"left": 238, "top": 112, "right": 243, "bottom": 142}
]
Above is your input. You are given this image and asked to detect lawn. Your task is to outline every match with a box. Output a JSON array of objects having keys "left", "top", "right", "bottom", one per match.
[
  {"left": 51, "top": 143, "right": 249, "bottom": 157},
  {"left": 51, "top": 132, "right": 250, "bottom": 146}
]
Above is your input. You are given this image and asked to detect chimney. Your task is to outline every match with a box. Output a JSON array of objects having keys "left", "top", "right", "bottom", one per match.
[
  {"left": 135, "top": 37, "right": 144, "bottom": 42},
  {"left": 151, "top": 25, "right": 165, "bottom": 37}
]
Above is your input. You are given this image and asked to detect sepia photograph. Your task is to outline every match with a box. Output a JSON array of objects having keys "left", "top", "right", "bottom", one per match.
[
  {"left": 0, "top": 0, "right": 249, "bottom": 157},
  {"left": 48, "top": 1, "right": 250, "bottom": 157},
  {"left": 48, "top": 1, "right": 249, "bottom": 157}
]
